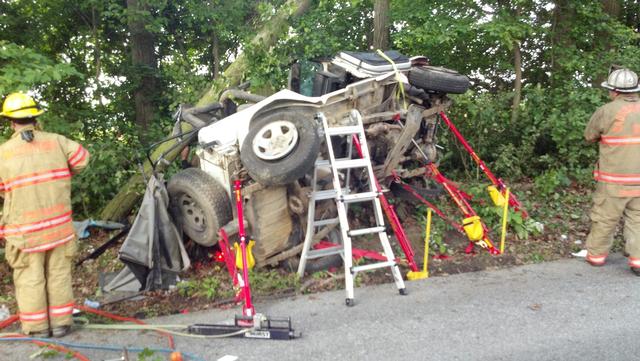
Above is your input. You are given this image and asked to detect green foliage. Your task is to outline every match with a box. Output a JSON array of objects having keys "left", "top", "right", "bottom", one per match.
[
  {"left": 36, "top": 348, "right": 61, "bottom": 359},
  {"left": 200, "top": 276, "right": 221, "bottom": 300},
  {"left": 0, "top": 0, "right": 259, "bottom": 217},
  {"left": 137, "top": 348, "right": 163, "bottom": 361},
  {"left": 177, "top": 276, "right": 225, "bottom": 300},
  {"left": 244, "top": 0, "right": 374, "bottom": 91},
  {"left": 0, "top": 41, "right": 82, "bottom": 94},
  {"left": 528, "top": 252, "right": 545, "bottom": 263},
  {"left": 392, "top": 0, "right": 640, "bottom": 183},
  {"left": 415, "top": 204, "right": 449, "bottom": 254},
  {"left": 534, "top": 169, "right": 571, "bottom": 197},
  {"left": 176, "top": 279, "right": 198, "bottom": 298},
  {"left": 248, "top": 269, "right": 299, "bottom": 294}
]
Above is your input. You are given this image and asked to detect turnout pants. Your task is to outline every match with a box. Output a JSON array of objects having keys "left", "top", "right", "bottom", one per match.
[
  {"left": 586, "top": 187, "right": 640, "bottom": 268},
  {"left": 5, "top": 241, "right": 76, "bottom": 333}
]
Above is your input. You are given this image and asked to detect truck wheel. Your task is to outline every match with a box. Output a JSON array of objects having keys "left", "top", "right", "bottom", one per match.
[
  {"left": 167, "top": 168, "right": 232, "bottom": 247},
  {"left": 305, "top": 231, "right": 343, "bottom": 273},
  {"left": 241, "top": 110, "right": 320, "bottom": 186},
  {"left": 408, "top": 66, "right": 470, "bottom": 94}
]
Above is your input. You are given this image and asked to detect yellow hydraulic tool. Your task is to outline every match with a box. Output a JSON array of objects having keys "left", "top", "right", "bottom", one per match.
[
  {"left": 234, "top": 240, "right": 256, "bottom": 270},
  {"left": 487, "top": 185, "right": 507, "bottom": 207},
  {"left": 499, "top": 189, "right": 511, "bottom": 254},
  {"left": 462, "top": 215, "right": 484, "bottom": 241},
  {"left": 407, "top": 208, "right": 432, "bottom": 280}
]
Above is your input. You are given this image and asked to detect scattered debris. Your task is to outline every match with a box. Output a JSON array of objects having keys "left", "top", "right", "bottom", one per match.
[
  {"left": 528, "top": 303, "right": 542, "bottom": 311},
  {"left": 571, "top": 250, "right": 588, "bottom": 258}
]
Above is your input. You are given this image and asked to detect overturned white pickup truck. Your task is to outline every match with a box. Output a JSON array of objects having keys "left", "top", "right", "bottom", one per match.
[{"left": 167, "top": 51, "right": 470, "bottom": 268}]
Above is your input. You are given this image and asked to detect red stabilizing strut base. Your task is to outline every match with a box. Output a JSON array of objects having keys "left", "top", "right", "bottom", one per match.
[{"left": 233, "top": 180, "right": 255, "bottom": 320}]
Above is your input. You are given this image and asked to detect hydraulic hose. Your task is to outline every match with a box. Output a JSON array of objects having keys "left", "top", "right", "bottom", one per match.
[
  {"left": 0, "top": 334, "right": 90, "bottom": 361},
  {"left": 75, "top": 304, "right": 175, "bottom": 349},
  {"left": 82, "top": 323, "right": 251, "bottom": 339},
  {"left": 0, "top": 336, "right": 204, "bottom": 361}
]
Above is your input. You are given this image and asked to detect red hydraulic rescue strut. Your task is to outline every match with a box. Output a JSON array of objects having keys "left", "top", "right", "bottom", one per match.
[
  {"left": 188, "top": 180, "right": 297, "bottom": 340},
  {"left": 234, "top": 180, "right": 255, "bottom": 318},
  {"left": 438, "top": 111, "right": 527, "bottom": 218},
  {"left": 351, "top": 134, "right": 420, "bottom": 273},
  {"left": 390, "top": 113, "right": 500, "bottom": 255}
]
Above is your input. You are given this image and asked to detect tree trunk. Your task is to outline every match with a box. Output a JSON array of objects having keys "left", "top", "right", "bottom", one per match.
[
  {"left": 126, "top": 0, "right": 157, "bottom": 134},
  {"left": 196, "top": 0, "right": 312, "bottom": 106},
  {"left": 602, "top": 0, "right": 622, "bottom": 20},
  {"left": 511, "top": 41, "right": 522, "bottom": 124},
  {"left": 373, "top": 0, "right": 390, "bottom": 50},
  {"left": 592, "top": 0, "right": 622, "bottom": 85},
  {"left": 212, "top": 31, "right": 220, "bottom": 79},
  {"left": 550, "top": 0, "right": 575, "bottom": 85},
  {"left": 100, "top": 0, "right": 313, "bottom": 221}
]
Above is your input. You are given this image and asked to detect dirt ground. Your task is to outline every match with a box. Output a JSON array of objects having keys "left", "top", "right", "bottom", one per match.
[{"left": 1, "top": 182, "right": 615, "bottom": 327}]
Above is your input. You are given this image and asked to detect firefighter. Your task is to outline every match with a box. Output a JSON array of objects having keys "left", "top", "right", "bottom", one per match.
[
  {"left": 0, "top": 93, "right": 90, "bottom": 337},
  {"left": 584, "top": 68, "right": 640, "bottom": 275}
]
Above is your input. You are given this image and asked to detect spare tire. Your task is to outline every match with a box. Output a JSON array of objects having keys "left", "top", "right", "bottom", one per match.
[
  {"left": 167, "top": 168, "right": 232, "bottom": 247},
  {"left": 241, "top": 109, "right": 320, "bottom": 186},
  {"left": 408, "top": 66, "right": 470, "bottom": 94}
]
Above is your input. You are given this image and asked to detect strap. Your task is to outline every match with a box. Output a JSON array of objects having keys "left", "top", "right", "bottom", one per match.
[{"left": 376, "top": 49, "right": 408, "bottom": 110}]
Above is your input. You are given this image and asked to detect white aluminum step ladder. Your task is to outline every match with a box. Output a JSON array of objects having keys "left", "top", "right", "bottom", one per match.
[{"left": 297, "top": 110, "right": 406, "bottom": 306}]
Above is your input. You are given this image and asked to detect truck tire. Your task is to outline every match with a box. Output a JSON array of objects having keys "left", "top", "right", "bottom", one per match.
[
  {"left": 167, "top": 168, "right": 232, "bottom": 247},
  {"left": 305, "top": 229, "right": 343, "bottom": 273},
  {"left": 408, "top": 66, "right": 470, "bottom": 94},
  {"left": 241, "top": 110, "right": 320, "bottom": 186},
  {"left": 282, "top": 229, "right": 343, "bottom": 273}
]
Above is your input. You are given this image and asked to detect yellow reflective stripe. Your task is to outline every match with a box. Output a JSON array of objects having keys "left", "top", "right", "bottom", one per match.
[
  {"left": 21, "top": 233, "right": 74, "bottom": 253},
  {"left": 68, "top": 145, "right": 88, "bottom": 166},
  {"left": 49, "top": 303, "right": 74, "bottom": 317},
  {"left": 2, "top": 168, "right": 71, "bottom": 191},
  {"left": 0, "top": 211, "right": 73, "bottom": 236},
  {"left": 600, "top": 136, "right": 640, "bottom": 145},
  {"left": 587, "top": 253, "right": 607, "bottom": 264},
  {"left": 19, "top": 311, "right": 48, "bottom": 322},
  {"left": 594, "top": 171, "right": 640, "bottom": 184}
]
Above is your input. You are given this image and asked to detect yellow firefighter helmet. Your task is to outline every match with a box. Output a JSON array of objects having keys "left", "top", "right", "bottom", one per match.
[{"left": 0, "top": 92, "right": 45, "bottom": 119}]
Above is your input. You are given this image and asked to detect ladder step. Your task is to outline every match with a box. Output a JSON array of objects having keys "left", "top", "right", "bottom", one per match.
[
  {"left": 347, "top": 226, "right": 386, "bottom": 237},
  {"left": 352, "top": 261, "right": 396, "bottom": 273},
  {"left": 340, "top": 191, "right": 379, "bottom": 203},
  {"left": 334, "top": 158, "right": 370, "bottom": 170},
  {"left": 315, "top": 159, "right": 330, "bottom": 167},
  {"left": 316, "top": 158, "right": 353, "bottom": 167},
  {"left": 313, "top": 218, "right": 339, "bottom": 227},
  {"left": 305, "top": 246, "right": 343, "bottom": 260},
  {"left": 313, "top": 189, "right": 338, "bottom": 200},
  {"left": 325, "top": 125, "right": 361, "bottom": 136}
]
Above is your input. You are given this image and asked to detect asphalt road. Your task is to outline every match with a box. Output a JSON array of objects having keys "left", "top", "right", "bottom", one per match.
[{"left": 3, "top": 254, "right": 639, "bottom": 361}]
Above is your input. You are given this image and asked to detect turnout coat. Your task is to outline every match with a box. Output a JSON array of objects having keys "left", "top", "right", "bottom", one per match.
[{"left": 0, "top": 125, "right": 89, "bottom": 252}]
